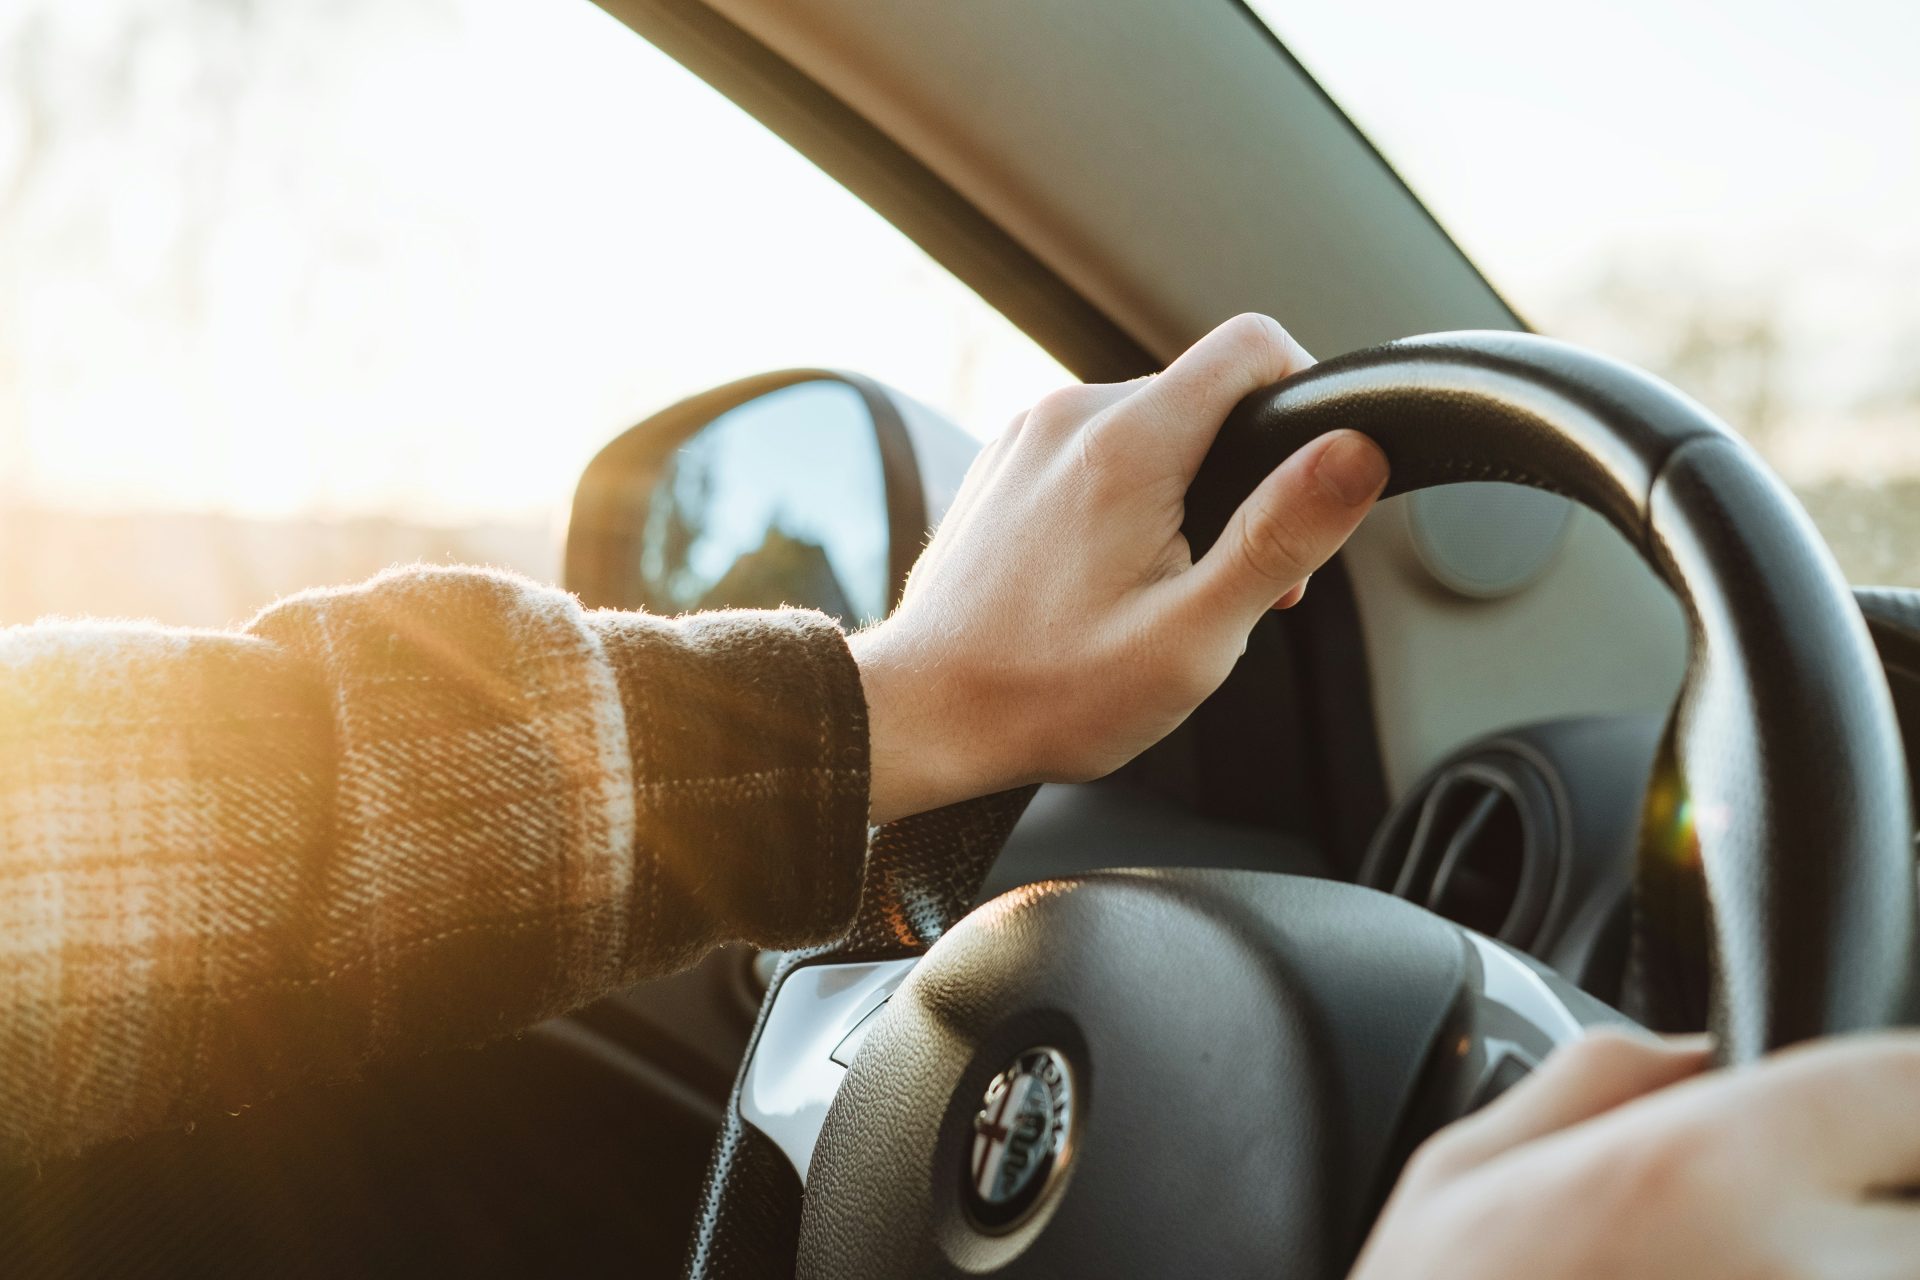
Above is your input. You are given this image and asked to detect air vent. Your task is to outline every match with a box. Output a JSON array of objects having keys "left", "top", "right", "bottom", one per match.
[{"left": 1362, "top": 753, "right": 1561, "bottom": 948}]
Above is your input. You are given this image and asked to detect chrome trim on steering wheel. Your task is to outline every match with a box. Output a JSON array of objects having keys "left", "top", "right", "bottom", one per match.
[{"left": 739, "top": 957, "right": 916, "bottom": 1181}]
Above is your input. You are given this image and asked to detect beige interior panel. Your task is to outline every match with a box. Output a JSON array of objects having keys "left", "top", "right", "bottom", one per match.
[
  {"left": 1344, "top": 501, "right": 1687, "bottom": 794},
  {"left": 701, "top": 0, "right": 1517, "bottom": 355}
]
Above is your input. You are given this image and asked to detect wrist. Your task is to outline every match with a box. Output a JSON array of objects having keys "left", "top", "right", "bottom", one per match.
[{"left": 850, "top": 622, "right": 1008, "bottom": 825}]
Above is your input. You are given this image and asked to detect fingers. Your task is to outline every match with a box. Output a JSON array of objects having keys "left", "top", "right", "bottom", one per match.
[
  {"left": 914, "top": 378, "right": 1152, "bottom": 592},
  {"left": 1113, "top": 313, "right": 1314, "bottom": 474},
  {"left": 1418, "top": 1031, "right": 1711, "bottom": 1179},
  {"left": 1180, "top": 429, "right": 1387, "bottom": 628},
  {"left": 1711, "top": 1034, "right": 1920, "bottom": 1192},
  {"left": 1800, "top": 1203, "right": 1920, "bottom": 1279}
]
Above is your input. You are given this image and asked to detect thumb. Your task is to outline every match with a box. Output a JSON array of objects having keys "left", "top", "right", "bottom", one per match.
[
  {"left": 1184, "top": 430, "right": 1388, "bottom": 627},
  {"left": 1419, "top": 1031, "right": 1713, "bottom": 1179}
]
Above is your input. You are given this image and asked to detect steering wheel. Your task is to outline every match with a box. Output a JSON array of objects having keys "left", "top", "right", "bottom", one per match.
[{"left": 684, "top": 332, "right": 1916, "bottom": 1279}]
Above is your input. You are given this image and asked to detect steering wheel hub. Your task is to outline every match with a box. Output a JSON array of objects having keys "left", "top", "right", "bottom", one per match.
[
  {"left": 965, "top": 1046, "right": 1076, "bottom": 1231},
  {"left": 798, "top": 871, "right": 1489, "bottom": 1278}
]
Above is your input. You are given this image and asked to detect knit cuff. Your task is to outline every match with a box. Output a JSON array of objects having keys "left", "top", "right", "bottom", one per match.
[{"left": 590, "top": 607, "right": 871, "bottom": 953}]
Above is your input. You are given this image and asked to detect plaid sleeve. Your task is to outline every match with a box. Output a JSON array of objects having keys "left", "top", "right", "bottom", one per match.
[{"left": 0, "top": 565, "right": 870, "bottom": 1164}]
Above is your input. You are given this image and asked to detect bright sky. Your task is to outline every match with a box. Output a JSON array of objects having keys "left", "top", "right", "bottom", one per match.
[
  {"left": 2, "top": 0, "right": 1915, "bottom": 525},
  {"left": 1251, "top": 0, "right": 1920, "bottom": 480},
  {"left": 0, "top": 0, "right": 1066, "bottom": 524},
  {"left": 1255, "top": 0, "right": 1920, "bottom": 282}
]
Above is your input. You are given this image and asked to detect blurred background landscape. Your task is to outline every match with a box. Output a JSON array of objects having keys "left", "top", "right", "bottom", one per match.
[
  {"left": 2, "top": 0, "right": 1916, "bottom": 630},
  {"left": 1258, "top": 0, "right": 1920, "bottom": 588},
  {"left": 0, "top": 0, "right": 1067, "bottom": 627}
]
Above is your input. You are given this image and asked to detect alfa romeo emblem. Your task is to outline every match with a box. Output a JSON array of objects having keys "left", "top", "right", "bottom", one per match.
[{"left": 966, "top": 1047, "right": 1076, "bottom": 1230}]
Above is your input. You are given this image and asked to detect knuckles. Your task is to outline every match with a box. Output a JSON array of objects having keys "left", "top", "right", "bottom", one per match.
[
  {"left": 1069, "top": 412, "right": 1132, "bottom": 491},
  {"left": 1214, "top": 312, "right": 1297, "bottom": 385},
  {"left": 1399, "top": 1125, "right": 1482, "bottom": 1191},
  {"left": 1235, "top": 501, "right": 1316, "bottom": 587},
  {"left": 1553, "top": 1027, "right": 1665, "bottom": 1082},
  {"left": 1024, "top": 383, "right": 1115, "bottom": 436}
]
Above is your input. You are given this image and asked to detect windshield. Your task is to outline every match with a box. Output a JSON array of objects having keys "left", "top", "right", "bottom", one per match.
[{"left": 1248, "top": 0, "right": 1920, "bottom": 587}]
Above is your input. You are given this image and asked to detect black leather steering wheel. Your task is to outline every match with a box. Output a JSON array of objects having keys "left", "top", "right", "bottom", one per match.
[{"left": 686, "top": 331, "right": 1916, "bottom": 1280}]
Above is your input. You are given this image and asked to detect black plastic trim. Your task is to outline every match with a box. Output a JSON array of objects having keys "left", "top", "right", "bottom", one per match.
[
  {"left": 1221, "top": 0, "right": 1530, "bottom": 332},
  {"left": 1859, "top": 587, "right": 1920, "bottom": 826}
]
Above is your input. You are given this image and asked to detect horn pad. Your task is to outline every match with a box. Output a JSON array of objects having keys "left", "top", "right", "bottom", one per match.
[{"left": 797, "top": 871, "right": 1468, "bottom": 1279}]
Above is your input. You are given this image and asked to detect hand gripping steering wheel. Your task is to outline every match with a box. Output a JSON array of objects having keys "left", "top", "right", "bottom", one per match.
[{"left": 685, "top": 331, "right": 1916, "bottom": 1280}]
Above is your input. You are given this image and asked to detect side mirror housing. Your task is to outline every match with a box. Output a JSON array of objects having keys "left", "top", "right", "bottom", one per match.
[{"left": 565, "top": 370, "right": 978, "bottom": 626}]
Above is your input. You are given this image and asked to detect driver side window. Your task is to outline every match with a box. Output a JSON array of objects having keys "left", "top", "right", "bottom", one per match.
[{"left": 0, "top": 0, "right": 1067, "bottom": 628}]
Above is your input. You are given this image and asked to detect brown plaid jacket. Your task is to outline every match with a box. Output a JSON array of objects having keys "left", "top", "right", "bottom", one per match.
[{"left": 0, "top": 565, "right": 871, "bottom": 1164}]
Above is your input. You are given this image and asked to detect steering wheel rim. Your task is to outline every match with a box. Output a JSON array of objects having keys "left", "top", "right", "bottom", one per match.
[
  {"left": 686, "top": 330, "right": 1916, "bottom": 1280},
  {"left": 1185, "top": 329, "right": 1915, "bottom": 1057}
]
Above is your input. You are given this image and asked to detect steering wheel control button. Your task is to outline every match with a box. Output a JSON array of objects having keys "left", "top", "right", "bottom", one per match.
[
  {"left": 966, "top": 1047, "right": 1076, "bottom": 1232},
  {"left": 739, "top": 957, "right": 917, "bottom": 1181}
]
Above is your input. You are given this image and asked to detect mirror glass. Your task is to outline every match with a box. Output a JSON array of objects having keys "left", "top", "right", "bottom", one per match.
[{"left": 634, "top": 380, "right": 891, "bottom": 626}]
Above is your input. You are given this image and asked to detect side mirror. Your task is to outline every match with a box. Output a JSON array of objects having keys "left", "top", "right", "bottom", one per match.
[{"left": 565, "top": 370, "right": 980, "bottom": 626}]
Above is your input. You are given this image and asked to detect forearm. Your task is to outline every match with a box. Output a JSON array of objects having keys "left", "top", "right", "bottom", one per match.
[{"left": 0, "top": 567, "right": 870, "bottom": 1163}]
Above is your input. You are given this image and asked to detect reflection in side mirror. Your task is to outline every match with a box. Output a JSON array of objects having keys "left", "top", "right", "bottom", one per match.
[
  {"left": 565, "top": 371, "right": 978, "bottom": 628},
  {"left": 637, "top": 382, "right": 888, "bottom": 623}
]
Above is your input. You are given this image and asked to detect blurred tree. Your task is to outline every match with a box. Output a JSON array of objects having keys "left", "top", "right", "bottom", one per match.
[
  {"left": 1540, "top": 248, "right": 1920, "bottom": 588},
  {"left": 1551, "top": 254, "right": 1786, "bottom": 450}
]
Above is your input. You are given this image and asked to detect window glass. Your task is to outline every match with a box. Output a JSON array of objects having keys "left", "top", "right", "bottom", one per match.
[
  {"left": 0, "top": 0, "right": 1068, "bottom": 626},
  {"left": 1249, "top": 0, "right": 1920, "bottom": 586}
]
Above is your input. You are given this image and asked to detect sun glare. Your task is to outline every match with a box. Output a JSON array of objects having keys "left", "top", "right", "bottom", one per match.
[{"left": 0, "top": 0, "right": 1065, "bottom": 528}]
